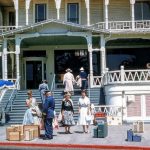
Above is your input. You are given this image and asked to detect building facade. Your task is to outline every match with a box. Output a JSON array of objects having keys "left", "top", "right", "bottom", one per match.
[{"left": 0, "top": 0, "right": 150, "bottom": 122}]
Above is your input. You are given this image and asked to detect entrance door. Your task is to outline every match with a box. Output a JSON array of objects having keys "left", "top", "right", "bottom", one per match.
[{"left": 26, "top": 61, "right": 42, "bottom": 89}]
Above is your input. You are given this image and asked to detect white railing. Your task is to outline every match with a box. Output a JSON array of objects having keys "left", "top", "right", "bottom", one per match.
[
  {"left": 92, "top": 76, "right": 103, "bottom": 87},
  {"left": 94, "top": 105, "right": 122, "bottom": 117},
  {"left": 91, "top": 20, "right": 150, "bottom": 31},
  {"left": 92, "top": 67, "right": 150, "bottom": 87},
  {"left": 0, "top": 26, "right": 22, "bottom": 34},
  {"left": 5, "top": 76, "right": 20, "bottom": 111},
  {"left": 106, "top": 68, "right": 150, "bottom": 85}
]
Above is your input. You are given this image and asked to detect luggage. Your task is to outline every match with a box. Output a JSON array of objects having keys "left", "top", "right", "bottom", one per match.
[
  {"left": 92, "top": 127, "right": 98, "bottom": 138},
  {"left": 132, "top": 135, "right": 141, "bottom": 142},
  {"left": 97, "top": 122, "right": 108, "bottom": 138},
  {"left": 127, "top": 129, "right": 133, "bottom": 141}
]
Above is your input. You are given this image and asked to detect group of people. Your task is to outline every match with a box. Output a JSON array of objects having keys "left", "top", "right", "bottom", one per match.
[
  {"left": 22, "top": 67, "right": 93, "bottom": 140},
  {"left": 63, "top": 67, "right": 88, "bottom": 94}
]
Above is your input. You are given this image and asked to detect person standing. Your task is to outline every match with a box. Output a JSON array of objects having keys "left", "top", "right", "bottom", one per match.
[
  {"left": 79, "top": 67, "right": 88, "bottom": 91},
  {"left": 77, "top": 90, "right": 91, "bottom": 133},
  {"left": 43, "top": 90, "right": 55, "bottom": 140},
  {"left": 61, "top": 92, "right": 75, "bottom": 134},
  {"left": 23, "top": 90, "right": 41, "bottom": 125},
  {"left": 39, "top": 80, "right": 49, "bottom": 104},
  {"left": 63, "top": 68, "right": 75, "bottom": 94}
]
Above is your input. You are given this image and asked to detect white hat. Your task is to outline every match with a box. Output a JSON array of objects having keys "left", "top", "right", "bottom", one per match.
[
  {"left": 80, "top": 67, "right": 84, "bottom": 71},
  {"left": 66, "top": 68, "right": 72, "bottom": 72}
]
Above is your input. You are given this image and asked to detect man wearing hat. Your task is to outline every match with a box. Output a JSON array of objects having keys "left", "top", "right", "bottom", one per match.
[
  {"left": 39, "top": 80, "right": 49, "bottom": 104},
  {"left": 63, "top": 68, "right": 75, "bottom": 94},
  {"left": 43, "top": 90, "right": 55, "bottom": 140},
  {"left": 79, "top": 67, "right": 88, "bottom": 90}
]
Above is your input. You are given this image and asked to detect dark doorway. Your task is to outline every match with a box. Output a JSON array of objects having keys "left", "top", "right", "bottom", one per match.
[
  {"left": 26, "top": 61, "right": 42, "bottom": 89},
  {"left": 54, "top": 50, "right": 89, "bottom": 83}
]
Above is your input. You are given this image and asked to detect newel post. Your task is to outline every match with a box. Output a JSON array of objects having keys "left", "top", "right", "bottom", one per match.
[{"left": 120, "top": 66, "right": 125, "bottom": 84}]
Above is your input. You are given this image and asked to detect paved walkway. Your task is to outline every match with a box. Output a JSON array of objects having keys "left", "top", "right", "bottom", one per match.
[{"left": 0, "top": 123, "right": 150, "bottom": 148}]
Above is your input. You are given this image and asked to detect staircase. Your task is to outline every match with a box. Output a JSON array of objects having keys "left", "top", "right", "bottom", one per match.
[{"left": 5, "top": 88, "right": 103, "bottom": 124}]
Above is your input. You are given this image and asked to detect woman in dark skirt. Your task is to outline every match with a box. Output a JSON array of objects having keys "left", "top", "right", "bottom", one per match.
[{"left": 61, "top": 92, "right": 75, "bottom": 134}]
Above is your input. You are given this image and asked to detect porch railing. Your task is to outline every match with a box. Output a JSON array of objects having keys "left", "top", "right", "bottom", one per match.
[
  {"left": 92, "top": 66, "right": 150, "bottom": 87},
  {"left": 94, "top": 105, "right": 122, "bottom": 117},
  {"left": 5, "top": 76, "right": 20, "bottom": 112},
  {"left": 91, "top": 20, "right": 150, "bottom": 31},
  {"left": 50, "top": 74, "right": 56, "bottom": 94}
]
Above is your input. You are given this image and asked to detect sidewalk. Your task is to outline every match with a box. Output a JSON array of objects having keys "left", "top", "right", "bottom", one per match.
[{"left": 0, "top": 124, "right": 150, "bottom": 149}]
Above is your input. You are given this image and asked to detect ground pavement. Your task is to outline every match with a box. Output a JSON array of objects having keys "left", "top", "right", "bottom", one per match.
[{"left": 0, "top": 124, "right": 150, "bottom": 149}]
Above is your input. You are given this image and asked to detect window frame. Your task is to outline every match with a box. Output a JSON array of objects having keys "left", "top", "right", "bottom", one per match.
[
  {"left": 33, "top": 2, "right": 48, "bottom": 23},
  {"left": 135, "top": 1, "right": 150, "bottom": 20},
  {"left": 65, "top": 0, "right": 81, "bottom": 24}
]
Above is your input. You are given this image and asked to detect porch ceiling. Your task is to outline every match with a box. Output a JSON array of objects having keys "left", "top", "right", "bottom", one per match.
[
  {"left": 106, "top": 39, "right": 150, "bottom": 47},
  {"left": 0, "top": 0, "right": 14, "bottom": 6},
  {"left": 21, "top": 36, "right": 87, "bottom": 47}
]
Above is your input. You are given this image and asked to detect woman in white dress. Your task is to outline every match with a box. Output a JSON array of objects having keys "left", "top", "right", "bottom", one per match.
[
  {"left": 77, "top": 90, "right": 91, "bottom": 133},
  {"left": 23, "top": 90, "right": 41, "bottom": 125}
]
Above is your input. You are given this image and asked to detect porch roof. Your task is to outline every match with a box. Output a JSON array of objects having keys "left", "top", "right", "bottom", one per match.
[{"left": 0, "top": 19, "right": 107, "bottom": 37}]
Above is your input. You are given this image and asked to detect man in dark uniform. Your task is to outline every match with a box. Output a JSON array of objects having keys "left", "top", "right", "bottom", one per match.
[
  {"left": 42, "top": 90, "right": 55, "bottom": 140},
  {"left": 79, "top": 67, "right": 88, "bottom": 90}
]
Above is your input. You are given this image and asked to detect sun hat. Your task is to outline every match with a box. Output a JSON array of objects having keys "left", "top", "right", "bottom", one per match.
[
  {"left": 66, "top": 68, "right": 72, "bottom": 72},
  {"left": 80, "top": 67, "right": 84, "bottom": 71}
]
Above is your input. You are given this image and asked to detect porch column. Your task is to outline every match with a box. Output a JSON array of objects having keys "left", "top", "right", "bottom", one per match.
[
  {"left": 3, "top": 39, "right": 8, "bottom": 79},
  {"left": 103, "top": 0, "right": 109, "bottom": 29},
  {"left": 86, "top": 35, "right": 93, "bottom": 87},
  {"left": 85, "top": 0, "right": 90, "bottom": 26},
  {"left": 15, "top": 37, "right": 21, "bottom": 82},
  {"left": 25, "top": 0, "right": 31, "bottom": 25},
  {"left": 55, "top": 0, "right": 62, "bottom": 20},
  {"left": 13, "top": 0, "right": 19, "bottom": 28},
  {"left": 130, "top": 0, "right": 135, "bottom": 30},
  {"left": 100, "top": 35, "right": 106, "bottom": 75}
]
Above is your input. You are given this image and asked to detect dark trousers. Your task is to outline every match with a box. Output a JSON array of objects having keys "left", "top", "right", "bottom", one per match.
[
  {"left": 44, "top": 118, "right": 53, "bottom": 138},
  {"left": 81, "top": 80, "right": 88, "bottom": 90}
]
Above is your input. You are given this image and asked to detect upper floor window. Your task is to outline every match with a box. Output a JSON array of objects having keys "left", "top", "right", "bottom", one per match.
[
  {"left": 35, "top": 4, "right": 47, "bottom": 23},
  {"left": 135, "top": 1, "right": 150, "bottom": 20},
  {"left": 67, "top": 3, "right": 79, "bottom": 24}
]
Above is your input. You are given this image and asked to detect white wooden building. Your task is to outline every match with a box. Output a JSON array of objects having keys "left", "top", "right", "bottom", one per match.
[{"left": 0, "top": 0, "right": 150, "bottom": 122}]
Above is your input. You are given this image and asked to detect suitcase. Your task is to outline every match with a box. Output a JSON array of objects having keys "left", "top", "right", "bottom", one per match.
[
  {"left": 92, "top": 127, "right": 98, "bottom": 138},
  {"left": 127, "top": 129, "right": 133, "bottom": 141},
  {"left": 97, "top": 122, "right": 108, "bottom": 138},
  {"left": 132, "top": 135, "right": 141, "bottom": 142}
]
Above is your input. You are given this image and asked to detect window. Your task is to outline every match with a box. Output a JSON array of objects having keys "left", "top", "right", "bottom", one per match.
[
  {"left": 9, "top": 12, "right": 15, "bottom": 26},
  {"left": 135, "top": 1, "right": 150, "bottom": 20},
  {"left": 35, "top": 4, "right": 47, "bottom": 23},
  {"left": 67, "top": 3, "right": 79, "bottom": 24}
]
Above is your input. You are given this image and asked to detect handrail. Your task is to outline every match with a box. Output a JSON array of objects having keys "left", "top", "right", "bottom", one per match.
[
  {"left": 87, "top": 74, "right": 91, "bottom": 99},
  {"left": 5, "top": 76, "right": 21, "bottom": 112},
  {"left": 50, "top": 74, "right": 56, "bottom": 93}
]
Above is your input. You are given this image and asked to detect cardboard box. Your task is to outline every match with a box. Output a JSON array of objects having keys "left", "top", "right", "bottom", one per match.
[
  {"left": 6, "top": 127, "right": 16, "bottom": 140},
  {"left": 11, "top": 125, "right": 24, "bottom": 135},
  {"left": 24, "top": 129, "right": 34, "bottom": 141},
  {"left": 133, "top": 121, "right": 144, "bottom": 133},
  {"left": 8, "top": 131, "right": 21, "bottom": 141},
  {"left": 24, "top": 125, "right": 40, "bottom": 138},
  {"left": 107, "top": 116, "right": 122, "bottom": 125}
]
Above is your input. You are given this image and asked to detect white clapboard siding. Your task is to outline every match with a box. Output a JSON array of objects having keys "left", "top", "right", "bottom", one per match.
[
  {"left": 49, "top": 0, "right": 57, "bottom": 19},
  {"left": 127, "top": 95, "right": 141, "bottom": 117},
  {"left": 90, "top": 0, "right": 103, "bottom": 24},
  {"left": 81, "top": 0, "right": 87, "bottom": 25},
  {"left": 19, "top": 0, "right": 26, "bottom": 26},
  {"left": 146, "top": 95, "right": 150, "bottom": 116},
  {"left": 109, "top": 0, "right": 130, "bottom": 21}
]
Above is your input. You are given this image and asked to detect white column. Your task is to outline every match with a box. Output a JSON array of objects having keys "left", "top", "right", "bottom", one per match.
[
  {"left": 26, "top": 0, "right": 31, "bottom": 25},
  {"left": 15, "top": 37, "right": 21, "bottom": 80},
  {"left": 13, "top": 0, "right": 19, "bottom": 28},
  {"left": 86, "top": 35, "right": 93, "bottom": 87},
  {"left": 100, "top": 35, "right": 106, "bottom": 75},
  {"left": 103, "top": 0, "right": 109, "bottom": 29},
  {"left": 55, "top": 0, "right": 62, "bottom": 20},
  {"left": 130, "top": 0, "right": 135, "bottom": 30},
  {"left": 3, "top": 39, "right": 8, "bottom": 79},
  {"left": 85, "top": 0, "right": 90, "bottom": 26}
]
